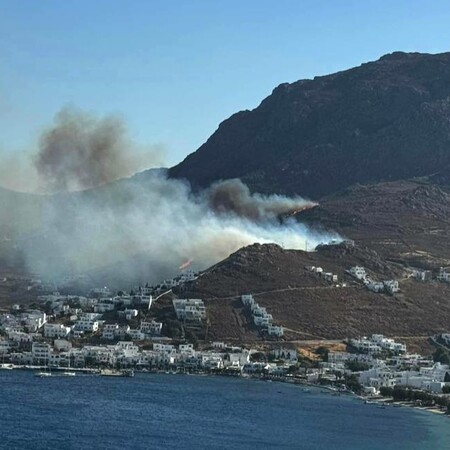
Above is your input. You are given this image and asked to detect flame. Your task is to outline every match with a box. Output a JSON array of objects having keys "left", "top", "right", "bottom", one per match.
[
  {"left": 179, "top": 258, "right": 193, "bottom": 270},
  {"left": 284, "top": 203, "right": 318, "bottom": 218}
]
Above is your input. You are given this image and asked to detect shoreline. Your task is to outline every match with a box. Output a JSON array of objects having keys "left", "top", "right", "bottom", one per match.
[{"left": 2, "top": 365, "right": 449, "bottom": 419}]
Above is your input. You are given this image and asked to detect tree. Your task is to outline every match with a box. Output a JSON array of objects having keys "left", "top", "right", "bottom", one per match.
[
  {"left": 345, "top": 360, "right": 370, "bottom": 372},
  {"left": 380, "top": 386, "right": 394, "bottom": 397},
  {"left": 344, "top": 374, "right": 363, "bottom": 394},
  {"left": 315, "top": 346, "right": 329, "bottom": 362},
  {"left": 433, "top": 348, "right": 450, "bottom": 365},
  {"left": 250, "top": 352, "right": 266, "bottom": 362}
]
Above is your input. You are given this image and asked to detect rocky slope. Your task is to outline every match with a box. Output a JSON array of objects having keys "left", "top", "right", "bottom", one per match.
[
  {"left": 170, "top": 51, "right": 450, "bottom": 198},
  {"left": 183, "top": 243, "right": 450, "bottom": 341}
]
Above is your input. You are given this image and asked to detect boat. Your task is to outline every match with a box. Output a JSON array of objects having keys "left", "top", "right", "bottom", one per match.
[
  {"left": 60, "top": 371, "right": 76, "bottom": 377},
  {"left": 100, "top": 369, "right": 134, "bottom": 377},
  {"left": 0, "top": 363, "right": 14, "bottom": 370},
  {"left": 35, "top": 371, "right": 52, "bottom": 377}
]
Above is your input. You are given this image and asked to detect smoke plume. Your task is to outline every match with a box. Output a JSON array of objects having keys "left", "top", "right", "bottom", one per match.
[
  {"left": 206, "top": 178, "right": 316, "bottom": 220},
  {"left": 16, "top": 170, "right": 339, "bottom": 288},
  {"left": 34, "top": 107, "right": 165, "bottom": 192},
  {"left": 2, "top": 107, "right": 340, "bottom": 289}
]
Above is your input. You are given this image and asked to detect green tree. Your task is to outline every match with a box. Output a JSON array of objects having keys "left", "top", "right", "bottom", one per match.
[
  {"left": 315, "top": 346, "right": 329, "bottom": 362},
  {"left": 433, "top": 348, "right": 450, "bottom": 365}
]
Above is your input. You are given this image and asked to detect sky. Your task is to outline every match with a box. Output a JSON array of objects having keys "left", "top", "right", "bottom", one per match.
[{"left": 1, "top": 0, "right": 450, "bottom": 170}]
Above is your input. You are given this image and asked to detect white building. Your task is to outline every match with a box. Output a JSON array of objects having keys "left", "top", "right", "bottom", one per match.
[
  {"left": 437, "top": 267, "right": 450, "bottom": 282},
  {"left": 268, "top": 325, "right": 284, "bottom": 337},
  {"left": 23, "top": 311, "right": 47, "bottom": 332},
  {"left": 44, "top": 323, "right": 71, "bottom": 339},
  {"left": 349, "top": 266, "right": 366, "bottom": 280},
  {"left": 179, "top": 344, "right": 194, "bottom": 354},
  {"left": 173, "top": 299, "right": 206, "bottom": 321},
  {"left": 383, "top": 280, "right": 399, "bottom": 294},
  {"left": 94, "top": 299, "right": 115, "bottom": 313},
  {"left": 32, "top": 342, "right": 52, "bottom": 364},
  {"left": 74, "top": 315, "right": 99, "bottom": 333},
  {"left": 118, "top": 309, "right": 139, "bottom": 321},
  {"left": 153, "top": 343, "right": 175, "bottom": 353},
  {"left": 102, "top": 324, "right": 119, "bottom": 340},
  {"left": 180, "top": 270, "right": 197, "bottom": 283},
  {"left": 128, "top": 329, "right": 145, "bottom": 341},
  {"left": 412, "top": 269, "right": 432, "bottom": 282},
  {"left": 241, "top": 295, "right": 255, "bottom": 306},
  {"left": 140, "top": 320, "right": 162, "bottom": 336},
  {"left": 367, "top": 281, "right": 385, "bottom": 293},
  {"left": 0, "top": 340, "right": 11, "bottom": 354}
]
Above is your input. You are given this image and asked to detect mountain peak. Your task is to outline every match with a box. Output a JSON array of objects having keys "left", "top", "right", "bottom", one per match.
[{"left": 170, "top": 51, "right": 450, "bottom": 198}]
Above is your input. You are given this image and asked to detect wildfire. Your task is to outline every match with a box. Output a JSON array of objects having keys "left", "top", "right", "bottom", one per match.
[{"left": 179, "top": 258, "right": 193, "bottom": 270}]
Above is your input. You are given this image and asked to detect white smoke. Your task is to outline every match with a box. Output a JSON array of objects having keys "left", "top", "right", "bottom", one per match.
[
  {"left": 2, "top": 106, "right": 341, "bottom": 288},
  {"left": 19, "top": 171, "right": 340, "bottom": 287}
]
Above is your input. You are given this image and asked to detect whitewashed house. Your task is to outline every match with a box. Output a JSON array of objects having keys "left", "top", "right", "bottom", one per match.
[
  {"left": 32, "top": 342, "right": 52, "bottom": 364},
  {"left": 349, "top": 266, "right": 367, "bottom": 280},
  {"left": 437, "top": 267, "right": 450, "bottom": 282},
  {"left": 44, "top": 323, "right": 71, "bottom": 339},
  {"left": 173, "top": 299, "right": 206, "bottom": 321},
  {"left": 102, "top": 324, "right": 119, "bottom": 340},
  {"left": 268, "top": 325, "right": 284, "bottom": 337},
  {"left": 383, "top": 280, "right": 399, "bottom": 294}
]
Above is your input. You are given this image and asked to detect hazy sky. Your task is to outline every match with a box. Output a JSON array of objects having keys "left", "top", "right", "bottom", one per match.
[{"left": 1, "top": 0, "right": 450, "bottom": 168}]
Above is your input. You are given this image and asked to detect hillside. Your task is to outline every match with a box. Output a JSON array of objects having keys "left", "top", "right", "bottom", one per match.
[
  {"left": 183, "top": 243, "right": 450, "bottom": 342},
  {"left": 296, "top": 178, "right": 450, "bottom": 268},
  {"left": 170, "top": 51, "right": 450, "bottom": 198}
]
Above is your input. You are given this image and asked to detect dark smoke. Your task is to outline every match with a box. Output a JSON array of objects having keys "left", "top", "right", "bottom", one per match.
[
  {"left": 34, "top": 107, "right": 165, "bottom": 192},
  {"left": 206, "top": 178, "right": 316, "bottom": 220}
]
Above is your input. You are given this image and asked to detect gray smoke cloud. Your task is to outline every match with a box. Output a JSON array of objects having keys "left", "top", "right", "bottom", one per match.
[
  {"left": 16, "top": 170, "right": 340, "bottom": 289},
  {"left": 2, "top": 107, "right": 341, "bottom": 289},
  {"left": 34, "top": 107, "right": 165, "bottom": 192}
]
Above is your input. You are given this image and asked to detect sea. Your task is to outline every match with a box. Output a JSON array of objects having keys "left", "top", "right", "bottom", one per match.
[{"left": 1, "top": 371, "right": 449, "bottom": 449}]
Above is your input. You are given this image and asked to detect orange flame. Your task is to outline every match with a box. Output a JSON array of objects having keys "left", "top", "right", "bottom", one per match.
[{"left": 179, "top": 258, "right": 193, "bottom": 270}]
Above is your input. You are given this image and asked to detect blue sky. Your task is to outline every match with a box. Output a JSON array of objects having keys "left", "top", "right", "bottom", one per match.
[{"left": 1, "top": 0, "right": 450, "bottom": 167}]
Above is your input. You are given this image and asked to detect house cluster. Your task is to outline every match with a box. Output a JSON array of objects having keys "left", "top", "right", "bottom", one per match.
[
  {"left": 349, "top": 334, "right": 407, "bottom": 354},
  {"left": 316, "top": 338, "right": 450, "bottom": 395},
  {"left": 0, "top": 310, "right": 47, "bottom": 334},
  {"left": 101, "top": 320, "right": 163, "bottom": 341},
  {"left": 304, "top": 265, "right": 338, "bottom": 283},
  {"left": 412, "top": 269, "right": 433, "bottom": 282},
  {"left": 241, "top": 295, "right": 284, "bottom": 337},
  {"left": 38, "top": 290, "right": 152, "bottom": 317},
  {"left": 0, "top": 283, "right": 166, "bottom": 345},
  {"left": 347, "top": 266, "right": 399, "bottom": 294},
  {"left": 356, "top": 361, "right": 450, "bottom": 394},
  {"left": 0, "top": 305, "right": 164, "bottom": 345},
  {"left": 0, "top": 333, "right": 299, "bottom": 375},
  {"left": 173, "top": 299, "right": 206, "bottom": 321},
  {"left": 155, "top": 269, "right": 198, "bottom": 292},
  {"left": 410, "top": 267, "right": 450, "bottom": 283}
]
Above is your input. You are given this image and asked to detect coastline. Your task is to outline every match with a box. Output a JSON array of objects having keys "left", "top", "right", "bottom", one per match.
[{"left": 2, "top": 364, "right": 449, "bottom": 419}]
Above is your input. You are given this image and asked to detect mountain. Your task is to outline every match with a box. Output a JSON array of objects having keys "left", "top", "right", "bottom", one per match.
[{"left": 170, "top": 51, "right": 450, "bottom": 198}]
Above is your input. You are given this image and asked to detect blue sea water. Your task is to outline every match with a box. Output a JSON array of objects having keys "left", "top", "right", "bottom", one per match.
[{"left": 1, "top": 371, "right": 449, "bottom": 449}]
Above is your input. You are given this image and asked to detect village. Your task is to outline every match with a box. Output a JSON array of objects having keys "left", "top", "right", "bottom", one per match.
[{"left": 1, "top": 265, "right": 450, "bottom": 415}]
